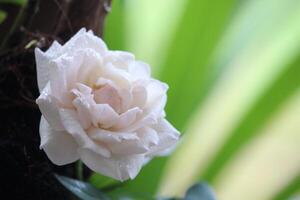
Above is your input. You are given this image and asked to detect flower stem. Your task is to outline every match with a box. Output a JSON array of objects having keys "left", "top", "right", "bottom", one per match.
[{"left": 76, "top": 160, "right": 83, "bottom": 181}]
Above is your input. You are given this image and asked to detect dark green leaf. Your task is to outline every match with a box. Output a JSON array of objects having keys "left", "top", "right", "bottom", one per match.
[
  {"left": 55, "top": 174, "right": 110, "bottom": 200},
  {"left": 184, "top": 183, "right": 216, "bottom": 200}
]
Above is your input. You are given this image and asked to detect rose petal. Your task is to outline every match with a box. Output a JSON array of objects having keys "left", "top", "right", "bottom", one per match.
[
  {"left": 49, "top": 57, "right": 79, "bottom": 105},
  {"left": 78, "top": 149, "right": 144, "bottom": 181},
  {"left": 128, "top": 61, "right": 151, "bottom": 80},
  {"left": 72, "top": 97, "right": 93, "bottom": 129},
  {"left": 35, "top": 49, "right": 50, "bottom": 92},
  {"left": 94, "top": 84, "right": 121, "bottom": 113},
  {"left": 88, "top": 128, "right": 149, "bottom": 155},
  {"left": 144, "top": 80, "right": 168, "bottom": 117},
  {"left": 102, "top": 63, "right": 131, "bottom": 89},
  {"left": 137, "top": 127, "right": 159, "bottom": 147},
  {"left": 39, "top": 117, "right": 79, "bottom": 165},
  {"left": 131, "top": 85, "right": 147, "bottom": 108},
  {"left": 147, "top": 118, "right": 180, "bottom": 156},
  {"left": 36, "top": 83, "right": 64, "bottom": 131},
  {"left": 92, "top": 104, "right": 119, "bottom": 129},
  {"left": 59, "top": 109, "right": 111, "bottom": 158},
  {"left": 113, "top": 107, "right": 142, "bottom": 130},
  {"left": 118, "top": 88, "right": 132, "bottom": 112},
  {"left": 35, "top": 41, "right": 62, "bottom": 92},
  {"left": 104, "top": 51, "right": 135, "bottom": 70},
  {"left": 63, "top": 28, "right": 107, "bottom": 55},
  {"left": 76, "top": 49, "right": 103, "bottom": 86},
  {"left": 123, "top": 113, "right": 157, "bottom": 132}
]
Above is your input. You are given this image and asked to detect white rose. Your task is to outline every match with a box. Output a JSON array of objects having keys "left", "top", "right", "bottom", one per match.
[{"left": 35, "top": 28, "right": 179, "bottom": 181}]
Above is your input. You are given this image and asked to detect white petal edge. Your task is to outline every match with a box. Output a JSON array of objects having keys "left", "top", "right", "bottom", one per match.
[
  {"left": 36, "top": 83, "right": 64, "bottom": 131},
  {"left": 147, "top": 118, "right": 180, "bottom": 156},
  {"left": 78, "top": 149, "right": 144, "bottom": 181},
  {"left": 59, "top": 108, "right": 111, "bottom": 158},
  {"left": 39, "top": 117, "right": 79, "bottom": 165},
  {"left": 35, "top": 41, "right": 63, "bottom": 92},
  {"left": 113, "top": 107, "right": 142, "bottom": 130},
  {"left": 88, "top": 128, "right": 149, "bottom": 155}
]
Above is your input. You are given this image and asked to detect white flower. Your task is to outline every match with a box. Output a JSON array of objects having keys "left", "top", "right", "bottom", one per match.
[{"left": 35, "top": 28, "right": 179, "bottom": 181}]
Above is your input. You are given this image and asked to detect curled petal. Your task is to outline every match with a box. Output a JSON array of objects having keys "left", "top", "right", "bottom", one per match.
[
  {"left": 147, "top": 119, "right": 180, "bottom": 156},
  {"left": 113, "top": 107, "right": 143, "bottom": 130},
  {"left": 39, "top": 117, "right": 79, "bottom": 165},
  {"left": 88, "top": 128, "right": 149, "bottom": 155},
  {"left": 59, "top": 109, "right": 111, "bottom": 158},
  {"left": 137, "top": 127, "right": 159, "bottom": 147},
  {"left": 123, "top": 113, "right": 157, "bottom": 132},
  {"left": 72, "top": 97, "right": 93, "bottom": 130},
  {"left": 92, "top": 104, "right": 119, "bottom": 129},
  {"left": 94, "top": 84, "right": 121, "bottom": 113},
  {"left": 144, "top": 80, "right": 168, "bottom": 117},
  {"left": 78, "top": 149, "right": 144, "bottom": 181},
  {"left": 35, "top": 49, "right": 50, "bottom": 92},
  {"left": 36, "top": 83, "right": 64, "bottom": 131},
  {"left": 35, "top": 41, "right": 62, "bottom": 92}
]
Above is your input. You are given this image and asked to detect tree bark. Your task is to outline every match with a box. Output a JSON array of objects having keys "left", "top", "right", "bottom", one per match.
[{"left": 0, "top": 0, "right": 111, "bottom": 199}]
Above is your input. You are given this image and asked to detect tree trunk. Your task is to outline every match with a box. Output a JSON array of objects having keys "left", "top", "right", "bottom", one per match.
[{"left": 0, "top": 0, "right": 111, "bottom": 199}]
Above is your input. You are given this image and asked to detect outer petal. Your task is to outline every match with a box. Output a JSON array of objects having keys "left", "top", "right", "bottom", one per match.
[
  {"left": 63, "top": 28, "right": 107, "bottom": 55},
  {"left": 36, "top": 83, "right": 64, "bottom": 131},
  {"left": 35, "top": 49, "right": 51, "bottom": 92},
  {"left": 39, "top": 117, "right": 79, "bottom": 165},
  {"left": 104, "top": 51, "right": 135, "bottom": 70},
  {"left": 88, "top": 128, "right": 149, "bottom": 155},
  {"left": 137, "top": 127, "right": 159, "bottom": 147},
  {"left": 49, "top": 54, "right": 83, "bottom": 105},
  {"left": 128, "top": 61, "right": 151, "bottom": 80},
  {"left": 78, "top": 149, "right": 144, "bottom": 181},
  {"left": 147, "top": 118, "right": 180, "bottom": 156},
  {"left": 59, "top": 109, "right": 111, "bottom": 158},
  {"left": 143, "top": 80, "right": 168, "bottom": 119},
  {"left": 35, "top": 41, "right": 63, "bottom": 92}
]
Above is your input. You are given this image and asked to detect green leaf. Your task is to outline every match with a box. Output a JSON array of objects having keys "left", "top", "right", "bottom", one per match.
[
  {"left": 158, "top": 0, "right": 300, "bottom": 196},
  {"left": 120, "top": 0, "right": 239, "bottom": 195},
  {"left": 184, "top": 183, "right": 216, "bottom": 200},
  {"left": 104, "top": 0, "right": 126, "bottom": 50},
  {"left": 271, "top": 174, "right": 300, "bottom": 200},
  {"left": 159, "top": 0, "right": 239, "bottom": 131},
  {"left": 202, "top": 52, "right": 300, "bottom": 182},
  {"left": 0, "top": 0, "right": 27, "bottom": 5},
  {"left": 0, "top": 10, "right": 6, "bottom": 24},
  {"left": 55, "top": 174, "right": 109, "bottom": 200}
]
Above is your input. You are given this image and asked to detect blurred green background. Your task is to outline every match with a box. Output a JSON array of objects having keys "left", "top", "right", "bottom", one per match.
[{"left": 98, "top": 0, "right": 300, "bottom": 199}]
